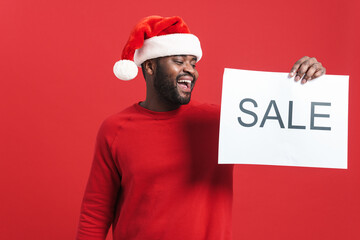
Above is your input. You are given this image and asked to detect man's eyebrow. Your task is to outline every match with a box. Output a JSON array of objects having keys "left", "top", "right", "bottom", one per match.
[{"left": 174, "top": 55, "right": 197, "bottom": 62}]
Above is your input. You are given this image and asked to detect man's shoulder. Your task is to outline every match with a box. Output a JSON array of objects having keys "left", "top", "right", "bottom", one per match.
[
  {"left": 188, "top": 100, "right": 220, "bottom": 115},
  {"left": 105, "top": 104, "right": 137, "bottom": 121},
  {"left": 97, "top": 104, "right": 138, "bottom": 136}
]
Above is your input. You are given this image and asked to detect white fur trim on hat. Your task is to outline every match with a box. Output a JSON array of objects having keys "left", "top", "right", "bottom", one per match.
[
  {"left": 113, "top": 60, "right": 139, "bottom": 80},
  {"left": 133, "top": 33, "right": 202, "bottom": 66}
]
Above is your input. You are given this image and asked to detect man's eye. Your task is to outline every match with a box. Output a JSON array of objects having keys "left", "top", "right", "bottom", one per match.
[{"left": 174, "top": 60, "right": 183, "bottom": 65}]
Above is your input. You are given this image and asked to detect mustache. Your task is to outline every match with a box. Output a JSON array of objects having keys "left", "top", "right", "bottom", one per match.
[{"left": 176, "top": 73, "right": 194, "bottom": 81}]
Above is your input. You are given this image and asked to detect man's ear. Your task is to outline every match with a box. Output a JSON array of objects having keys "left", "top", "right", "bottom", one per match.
[{"left": 143, "top": 59, "right": 156, "bottom": 76}]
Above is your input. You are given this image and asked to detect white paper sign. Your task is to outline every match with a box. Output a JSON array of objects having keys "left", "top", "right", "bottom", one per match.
[{"left": 218, "top": 68, "right": 349, "bottom": 169}]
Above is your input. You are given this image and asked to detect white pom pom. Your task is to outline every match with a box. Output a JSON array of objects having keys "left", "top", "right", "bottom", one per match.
[{"left": 113, "top": 60, "right": 138, "bottom": 80}]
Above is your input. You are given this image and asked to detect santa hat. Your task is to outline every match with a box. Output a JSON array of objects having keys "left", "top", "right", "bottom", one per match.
[{"left": 113, "top": 16, "right": 202, "bottom": 80}]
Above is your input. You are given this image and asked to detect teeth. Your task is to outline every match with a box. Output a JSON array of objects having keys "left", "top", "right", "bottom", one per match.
[{"left": 178, "top": 80, "right": 191, "bottom": 84}]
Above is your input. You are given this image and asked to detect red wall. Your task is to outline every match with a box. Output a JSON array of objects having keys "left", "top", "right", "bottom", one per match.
[{"left": 1, "top": 0, "right": 359, "bottom": 239}]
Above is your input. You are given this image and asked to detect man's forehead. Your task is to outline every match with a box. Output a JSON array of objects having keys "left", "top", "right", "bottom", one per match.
[{"left": 163, "top": 55, "right": 198, "bottom": 61}]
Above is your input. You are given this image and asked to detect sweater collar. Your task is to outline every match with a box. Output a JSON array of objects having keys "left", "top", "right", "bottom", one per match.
[{"left": 133, "top": 101, "right": 193, "bottom": 119}]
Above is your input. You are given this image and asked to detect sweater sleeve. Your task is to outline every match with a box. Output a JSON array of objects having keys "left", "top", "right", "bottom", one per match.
[{"left": 76, "top": 120, "right": 121, "bottom": 240}]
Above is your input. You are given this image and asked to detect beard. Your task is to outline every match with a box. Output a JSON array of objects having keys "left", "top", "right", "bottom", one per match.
[{"left": 153, "top": 63, "right": 195, "bottom": 106}]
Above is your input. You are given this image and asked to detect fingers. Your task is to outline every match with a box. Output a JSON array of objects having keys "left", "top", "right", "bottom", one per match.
[
  {"left": 289, "top": 56, "right": 326, "bottom": 84},
  {"left": 289, "top": 56, "right": 310, "bottom": 77},
  {"left": 294, "top": 57, "right": 318, "bottom": 82},
  {"left": 313, "top": 67, "right": 326, "bottom": 79},
  {"left": 302, "top": 62, "right": 321, "bottom": 82}
]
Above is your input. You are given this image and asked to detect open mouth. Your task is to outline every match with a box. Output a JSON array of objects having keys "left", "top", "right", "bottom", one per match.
[{"left": 177, "top": 79, "right": 192, "bottom": 92}]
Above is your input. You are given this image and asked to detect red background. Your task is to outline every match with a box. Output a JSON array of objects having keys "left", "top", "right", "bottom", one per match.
[{"left": 1, "top": 0, "right": 359, "bottom": 239}]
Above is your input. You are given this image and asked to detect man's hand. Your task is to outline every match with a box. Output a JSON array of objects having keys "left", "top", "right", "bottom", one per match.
[{"left": 289, "top": 56, "right": 326, "bottom": 84}]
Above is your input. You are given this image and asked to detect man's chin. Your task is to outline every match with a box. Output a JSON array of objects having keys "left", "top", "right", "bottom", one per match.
[{"left": 178, "top": 95, "right": 191, "bottom": 105}]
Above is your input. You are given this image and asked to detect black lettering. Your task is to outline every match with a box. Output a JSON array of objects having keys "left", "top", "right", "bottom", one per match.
[
  {"left": 238, "top": 98, "right": 258, "bottom": 127},
  {"left": 310, "top": 102, "right": 331, "bottom": 131},
  {"left": 288, "top": 101, "right": 306, "bottom": 129},
  {"left": 260, "top": 100, "right": 285, "bottom": 128}
]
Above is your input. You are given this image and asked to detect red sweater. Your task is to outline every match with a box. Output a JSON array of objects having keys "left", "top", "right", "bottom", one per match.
[{"left": 77, "top": 101, "right": 234, "bottom": 240}]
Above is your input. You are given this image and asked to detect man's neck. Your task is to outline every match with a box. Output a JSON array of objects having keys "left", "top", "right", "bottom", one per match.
[{"left": 139, "top": 99, "right": 181, "bottom": 112}]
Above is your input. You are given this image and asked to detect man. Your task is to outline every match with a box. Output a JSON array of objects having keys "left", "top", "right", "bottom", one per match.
[{"left": 77, "top": 16, "right": 325, "bottom": 240}]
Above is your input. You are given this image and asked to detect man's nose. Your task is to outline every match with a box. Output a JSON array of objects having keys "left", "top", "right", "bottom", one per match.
[{"left": 183, "top": 62, "right": 195, "bottom": 75}]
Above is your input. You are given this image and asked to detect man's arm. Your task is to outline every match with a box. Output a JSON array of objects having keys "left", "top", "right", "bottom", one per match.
[
  {"left": 77, "top": 122, "right": 121, "bottom": 240},
  {"left": 289, "top": 56, "right": 326, "bottom": 83}
]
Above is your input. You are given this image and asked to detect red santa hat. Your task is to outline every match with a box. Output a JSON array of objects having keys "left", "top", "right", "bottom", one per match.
[{"left": 113, "top": 16, "right": 202, "bottom": 80}]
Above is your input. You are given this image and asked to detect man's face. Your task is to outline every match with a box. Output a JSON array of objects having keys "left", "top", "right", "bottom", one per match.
[{"left": 153, "top": 55, "right": 199, "bottom": 105}]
